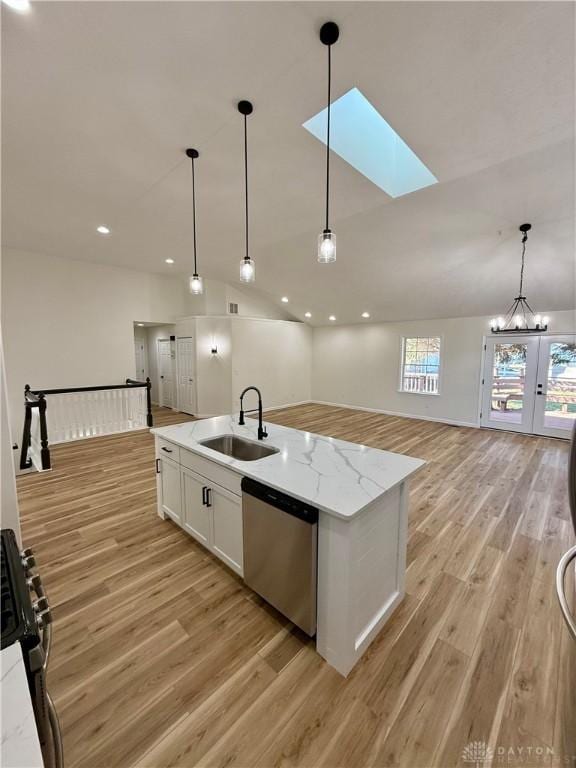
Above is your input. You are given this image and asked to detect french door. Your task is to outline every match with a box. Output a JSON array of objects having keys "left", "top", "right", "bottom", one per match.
[{"left": 481, "top": 334, "right": 576, "bottom": 438}]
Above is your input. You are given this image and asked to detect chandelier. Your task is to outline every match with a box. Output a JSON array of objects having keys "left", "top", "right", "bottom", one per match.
[{"left": 490, "top": 223, "right": 549, "bottom": 333}]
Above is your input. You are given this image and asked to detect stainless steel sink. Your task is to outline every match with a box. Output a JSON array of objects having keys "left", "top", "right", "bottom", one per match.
[{"left": 199, "top": 435, "right": 279, "bottom": 462}]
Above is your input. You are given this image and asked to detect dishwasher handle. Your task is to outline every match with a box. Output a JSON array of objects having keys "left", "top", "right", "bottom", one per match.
[{"left": 241, "top": 477, "right": 318, "bottom": 524}]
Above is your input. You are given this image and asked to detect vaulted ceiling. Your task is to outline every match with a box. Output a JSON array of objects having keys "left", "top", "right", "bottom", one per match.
[{"left": 2, "top": 1, "right": 574, "bottom": 324}]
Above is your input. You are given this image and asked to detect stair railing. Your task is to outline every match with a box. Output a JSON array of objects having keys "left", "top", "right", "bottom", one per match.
[{"left": 20, "top": 379, "right": 153, "bottom": 470}]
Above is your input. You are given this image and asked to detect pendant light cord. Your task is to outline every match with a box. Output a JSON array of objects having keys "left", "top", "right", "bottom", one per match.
[
  {"left": 519, "top": 231, "right": 527, "bottom": 296},
  {"left": 244, "top": 113, "right": 249, "bottom": 262},
  {"left": 325, "top": 43, "right": 332, "bottom": 231},
  {"left": 191, "top": 156, "right": 198, "bottom": 275}
]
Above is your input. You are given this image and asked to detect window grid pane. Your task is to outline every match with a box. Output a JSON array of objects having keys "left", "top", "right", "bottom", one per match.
[{"left": 401, "top": 337, "right": 441, "bottom": 394}]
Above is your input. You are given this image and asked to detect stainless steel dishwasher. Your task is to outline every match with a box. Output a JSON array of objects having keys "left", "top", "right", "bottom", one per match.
[{"left": 241, "top": 477, "right": 318, "bottom": 636}]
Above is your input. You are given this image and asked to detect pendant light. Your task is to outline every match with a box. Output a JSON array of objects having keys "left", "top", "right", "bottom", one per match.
[
  {"left": 238, "top": 100, "right": 255, "bottom": 283},
  {"left": 186, "top": 148, "right": 203, "bottom": 295},
  {"left": 490, "top": 223, "right": 549, "bottom": 333},
  {"left": 317, "top": 21, "right": 340, "bottom": 264}
]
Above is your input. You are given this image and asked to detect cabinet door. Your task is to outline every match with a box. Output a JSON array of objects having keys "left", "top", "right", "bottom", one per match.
[
  {"left": 158, "top": 456, "right": 182, "bottom": 524},
  {"left": 182, "top": 467, "right": 211, "bottom": 546},
  {"left": 209, "top": 485, "right": 243, "bottom": 576}
]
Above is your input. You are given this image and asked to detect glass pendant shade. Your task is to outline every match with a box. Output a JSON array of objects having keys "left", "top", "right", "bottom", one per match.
[
  {"left": 240, "top": 257, "right": 255, "bottom": 283},
  {"left": 189, "top": 273, "right": 203, "bottom": 295},
  {"left": 318, "top": 230, "right": 337, "bottom": 263}
]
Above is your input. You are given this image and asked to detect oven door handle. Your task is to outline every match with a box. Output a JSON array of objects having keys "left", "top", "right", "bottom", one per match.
[
  {"left": 46, "top": 692, "right": 64, "bottom": 768},
  {"left": 41, "top": 623, "right": 52, "bottom": 672},
  {"left": 556, "top": 544, "right": 576, "bottom": 642}
]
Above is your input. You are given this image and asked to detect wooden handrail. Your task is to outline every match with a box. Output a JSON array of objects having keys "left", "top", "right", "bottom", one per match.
[{"left": 28, "top": 382, "right": 149, "bottom": 395}]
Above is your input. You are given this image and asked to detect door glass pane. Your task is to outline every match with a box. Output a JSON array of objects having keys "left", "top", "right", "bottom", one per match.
[
  {"left": 490, "top": 343, "right": 527, "bottom": 424},
  {"left": 543, "top": 343, "right": 576, "bottom": 431}
]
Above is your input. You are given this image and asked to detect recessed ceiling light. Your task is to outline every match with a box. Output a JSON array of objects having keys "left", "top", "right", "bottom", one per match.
[
  {"left": 96, "top": 225, "right": 111, "bottom": 235},
  {"left": 281, "top": 296, "right": 289, "bottom": 303},
  {"left": 136, "top": 323, "right": 145, "bottom": 327},
  {"left": 362, "top": 312, "right": 370, "bottom": 319},
  {"left": 2, "top": 0, "right": 31, "bottom": 12},
  {"left": 329, "top": 315, "right": 336, "bottom": 321},
  {"left": 165, "top": 258, "right": 174, "bottom": 264},
  {"left": 305, "top": 312, "right": 312, "bottom": 318}
]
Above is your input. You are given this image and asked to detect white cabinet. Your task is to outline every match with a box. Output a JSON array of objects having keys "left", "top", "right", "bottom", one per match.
[
  {"left": 182, "top": 466, "right": 211, "bottom": 546},
  {"left": 156, "top": 440, "right": 243, "bottom": 577},
  {"left": 211, "top": 484, "right": 244, "bottom": 575},
  {"left": 157, "top": 455, "right": 182, "bottom": 524}
]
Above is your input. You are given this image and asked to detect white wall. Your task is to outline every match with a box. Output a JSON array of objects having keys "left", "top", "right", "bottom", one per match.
[
  {"left": 231, "top": 319, "right": 312, "bottom": 411},
  {"left": 1, "top": 333, "right": 21, "bottom": 542},
  {"left": 225, "top": 284, "right": 292, "bottom": 321},
  {"left": 183, "top": 278, "right": 292, "bottom": 321},
  {"left": 1, "top": 249, "right": 188, "bottom": 439},
  {"left": 195, "top": 317, "right": 233, "bottom": 416},
  {"left": 312, "top": 310, "right": 576, "bottom": 427},
  {"left": 157, "top": 315, "right": 312, "bottom": 417}
]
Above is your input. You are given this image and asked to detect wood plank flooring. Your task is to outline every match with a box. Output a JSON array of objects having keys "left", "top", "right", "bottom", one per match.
[{"left": 16, "top": 404, "right": 576, "bottom": 768}]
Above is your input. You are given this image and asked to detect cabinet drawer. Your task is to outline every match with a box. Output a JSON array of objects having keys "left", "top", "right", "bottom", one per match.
[
  {"left": 156, "top": 438, "right": 180, "bottom": 464},
  {"left": 180, "top": 449, "right": 241, "bottom": 497}
]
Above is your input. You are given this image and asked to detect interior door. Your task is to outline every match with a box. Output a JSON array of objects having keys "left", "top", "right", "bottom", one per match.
[
  {"left": 480, "top": 336, "right": 539, "bottom": 433},
  {"left": 533, "top": 335, "right": 576, "bottom": 439},
  {"left": 134, "top": 340, "right": 146, "bottom": 380},
  {"left": 177, "top": 337, "right": 197, "bottom": 415},
  {"left": 158, "top": 339, "right": 174, "bottom": 408}
]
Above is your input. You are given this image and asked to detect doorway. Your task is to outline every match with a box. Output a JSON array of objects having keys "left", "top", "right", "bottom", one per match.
[
  {"left": 481, "top": 334, "right": 576, "bottom": 438},
  {"left": 176, "top": 337, "right": 197, "bottom": 415},
  {"left": 157, "top": 339, "right": 175, "bottom": 408}
]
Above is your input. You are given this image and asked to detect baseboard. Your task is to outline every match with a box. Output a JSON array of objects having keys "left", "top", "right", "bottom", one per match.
[
  {"left": 310, "top": 400, "right": 479, "bottom": 429},
  {"left": 264, "top": 400, "right": 313, "bottom": 413}
]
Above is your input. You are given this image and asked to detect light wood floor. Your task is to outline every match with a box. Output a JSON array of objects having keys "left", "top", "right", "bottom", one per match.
[{"left": 16, "top": 404, "right": 576, "bottom": 768}]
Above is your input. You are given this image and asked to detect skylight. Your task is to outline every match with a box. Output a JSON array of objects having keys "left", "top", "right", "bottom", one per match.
[{"left": 303, "top": 87, "right": 437, "bottom": 198}]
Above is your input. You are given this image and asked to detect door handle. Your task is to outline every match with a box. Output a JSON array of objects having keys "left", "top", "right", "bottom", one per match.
[
  {"left": 202, "top": 486, "right": 207, "bottom": 505},
  {"left": 155, "top": 458, "right": 161, "bottom": 474},
  {"left": 161, "top": 446, "right": 173, "bottom": 453},
  {"left": 206, "top": 488, "right": 212, "bottom": 508}
]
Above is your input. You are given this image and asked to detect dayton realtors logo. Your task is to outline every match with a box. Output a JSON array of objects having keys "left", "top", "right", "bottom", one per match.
[{"left": 462, "top": 742, "right": 494, "bottom": 768}]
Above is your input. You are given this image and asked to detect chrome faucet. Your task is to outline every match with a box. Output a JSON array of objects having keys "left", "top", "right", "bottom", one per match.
[{"left": 238, "top": 386, "right": 268, "bottom": 440}]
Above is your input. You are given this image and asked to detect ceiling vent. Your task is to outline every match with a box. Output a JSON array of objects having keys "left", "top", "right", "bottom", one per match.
[{"left": 228, "top": 302, "right": 239, "bottom": 315}]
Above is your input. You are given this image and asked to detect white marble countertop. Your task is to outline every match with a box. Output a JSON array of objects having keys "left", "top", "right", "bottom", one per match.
[
  {"left": 1, "top": 644, "right": 43, "bottom": 768},
  {"left": 152, "top": 415, "right": 425, "bottom": 519}
]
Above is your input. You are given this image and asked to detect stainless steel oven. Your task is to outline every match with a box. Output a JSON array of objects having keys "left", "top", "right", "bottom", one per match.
[{"left": 1, "top": 530, "right": 63, "bottom": 768}]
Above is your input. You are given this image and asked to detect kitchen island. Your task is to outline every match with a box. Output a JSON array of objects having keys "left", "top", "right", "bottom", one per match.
[{"left": 152, "top": 415, "right": 424, "bottom": 676}]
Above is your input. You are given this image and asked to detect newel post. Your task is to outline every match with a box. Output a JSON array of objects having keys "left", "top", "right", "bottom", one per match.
[
  {"left": 146, "top": 377, "right": 153, "bottom": 427},
  {"left": 38, "top": 393, "right": 51, "bottom": 470}
]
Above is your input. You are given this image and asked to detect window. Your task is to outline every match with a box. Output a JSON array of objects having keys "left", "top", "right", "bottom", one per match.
[
  {"left": 302, "top": 87, "right": 437, "bottom": 198},
  {"left": 400, "top": 337, "right": 441, "bottom": 395}
]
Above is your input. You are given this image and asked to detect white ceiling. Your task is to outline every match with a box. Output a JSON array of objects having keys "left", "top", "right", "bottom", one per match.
[{"left": 2, "top": 1, "right": 574, "bottom": 324}]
